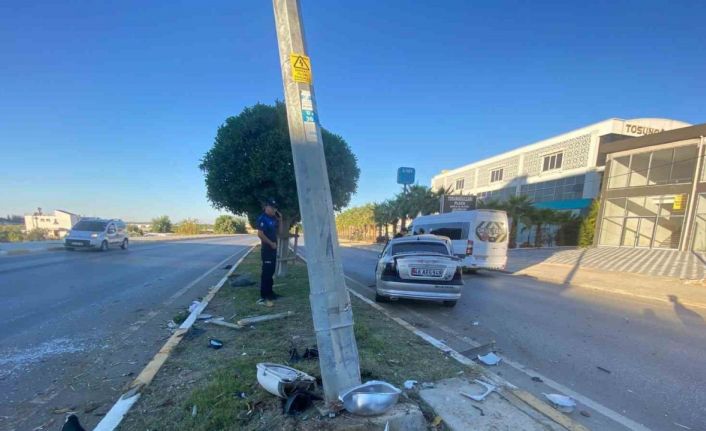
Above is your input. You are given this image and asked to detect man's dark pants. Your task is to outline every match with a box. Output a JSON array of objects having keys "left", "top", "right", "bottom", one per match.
[{"left": 260, "top": 249, "right": 276, "bottom": 300}]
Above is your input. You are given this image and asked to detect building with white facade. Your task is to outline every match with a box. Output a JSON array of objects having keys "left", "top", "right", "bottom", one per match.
[
  {"left": 431, "top": 118, "right": 691, "bottom": 214},
  {"left": 24, "top": 209, "right": 80, "bottom": 238}
]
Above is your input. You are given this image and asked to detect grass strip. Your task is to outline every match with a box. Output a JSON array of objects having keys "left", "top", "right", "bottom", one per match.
[{"left": 119, "top": 247, "right": 472, "bottom": 430}]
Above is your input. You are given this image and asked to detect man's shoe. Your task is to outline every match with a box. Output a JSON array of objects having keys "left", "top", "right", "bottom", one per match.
[{"left": 257, "top": 298, "right": 274, "bottom": 307}]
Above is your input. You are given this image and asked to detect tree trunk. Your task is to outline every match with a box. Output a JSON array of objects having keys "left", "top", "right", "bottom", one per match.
[
  {"left": 509, "top": 218, "right": 518, "bottom": 248},
  {"left": 384, "top": 224, "right": 389, "bottom": 238},
  {"left": 400, "top": 217, "right": 407, "bottom": 230},
  {"left": 275, "top": 218, "right": 292, "bottom": 277},
  {"left": 392, "top": 221, "right": 398, "bottom": 235},
  {"left": 534, "top": 224, "right": 542, "bottom": 248}
]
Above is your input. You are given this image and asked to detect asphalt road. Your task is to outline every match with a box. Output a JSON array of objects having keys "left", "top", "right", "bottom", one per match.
[
  {"left": 321, "top": 245, "right": 705, "bottom": 431},
  {"left": 0, "top": 235, "right": 257, "bottom": 431}
]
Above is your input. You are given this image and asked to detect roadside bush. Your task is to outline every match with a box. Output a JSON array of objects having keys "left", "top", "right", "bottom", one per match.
[
  {"left": 127, "top": 225, "right": 144, "bottom": 236},
  {"left": 578, "top": 199, "right": 599, "bottom": 247},
  {"left": 176, "top": 218, "right": 200, "bottom": 235},
  {"left": 0, "top": 226, "right": 25, "bottom": 242},
  {"left": 233, "top": 218, "right": 247, "bottom": 233},
  {"left": 26, "top": 228, "right": 48, "bottom": 241},
  {"left": 151, "top": 215, "right": 173, "bottom": 233},
  {"left": 214, "top": 215, "right": 248, "bottom": 234}
]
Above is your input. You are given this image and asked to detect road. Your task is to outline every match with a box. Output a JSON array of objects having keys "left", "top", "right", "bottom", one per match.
[
  {"left": 0, "top": 235, "right": 257, "bottom": 431},
  {"left": 318, "top": 245, "right": 706, "bottom": 431}
]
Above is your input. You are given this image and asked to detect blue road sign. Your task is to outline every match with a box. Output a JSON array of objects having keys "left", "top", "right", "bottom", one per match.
[{"left": 397, "top": 167, "right": 415, "bottom": 185}]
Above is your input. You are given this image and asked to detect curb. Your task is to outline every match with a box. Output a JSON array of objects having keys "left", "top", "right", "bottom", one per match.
[
  {"left": 93, "top": 245, "right": 255, "bottom": 431},
  {"left": 294, "top": 251, "right": 590, "bottom": 431}
]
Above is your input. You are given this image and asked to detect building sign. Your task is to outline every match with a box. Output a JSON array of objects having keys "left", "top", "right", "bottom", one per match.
[
  {"left": 624, "top": 124, "right": 665, "bottom": 136},
  {"left": 440, "top": 194, "right": 477, "bottom": 213},
  {"left": 673, "top": 194, "right": 687, "bottom": 212},
  {"left": 397, "top": 167, "right": 415, "bottom": 185}
]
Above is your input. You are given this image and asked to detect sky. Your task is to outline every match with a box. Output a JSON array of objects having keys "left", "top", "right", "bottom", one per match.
[{"left": 1, "top": 1, "right": 705, "bottom": 223}]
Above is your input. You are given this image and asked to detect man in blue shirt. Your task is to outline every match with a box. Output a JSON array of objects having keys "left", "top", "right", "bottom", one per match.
[{"left": 256, "top": 199, "right": 280, "bottom": 306}]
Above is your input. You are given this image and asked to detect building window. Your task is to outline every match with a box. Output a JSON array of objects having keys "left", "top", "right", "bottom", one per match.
[
  {"left": 490, "top": 168, "right": 503, "bottom": 183},
  {"left": 608, "top": 146, "right": 699, "bottom": 189},
  {"left": 542, "top": 152, "right": 563, "bottom": 172},
  {"left": 455, "top": 178, "right": 465, "bottom": 190},
  {"left": 692, "top": 194, "right": 706, "bottom": 251},
  {"left": 519, "top": 175, "right": 585, "bottom": 203}
]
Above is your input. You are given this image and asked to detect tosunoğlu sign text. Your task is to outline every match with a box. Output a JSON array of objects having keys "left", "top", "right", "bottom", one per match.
[
  {"left": 440, "top": 195, "right": 477, "bottom": 213},
  {"left": 624, "top": 124, "right": 665, "bottom": 136}
]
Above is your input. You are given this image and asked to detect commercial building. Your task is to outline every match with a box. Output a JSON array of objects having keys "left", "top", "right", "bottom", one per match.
[
  {"left": 24, "top": 209, "right": 80, "bottom": 238},
  {"left": 431, "top": 118, "right": 691, "bottom": 214},
  {"left": 595, "top": 124, "right": 706, "bottom": 251}
]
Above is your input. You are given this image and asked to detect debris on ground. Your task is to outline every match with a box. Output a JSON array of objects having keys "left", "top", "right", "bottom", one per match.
[
  {"left": 166, "top": 320, "right": 178, "bottom": 330},
  {"left": 237, "top": 311, "right": 294, "bottom": 326},
  {"left": 282, "top": 390, "right": 322, "bottom": 415},
  {"left": 431, "top": 415, "right": 443, "bottom": 426},
  {"left": 531, "top": 376, "right": 543, "bottom": 383},
  {"left": 460, "top": 379, "right": 496, "bottom": 402},
  {"left": 477, "top": 352, "right": 502, "bottom": 366},
  {"left": 61, "top": 414, "right": 85, "bottom": 431},
  {"left": 339, "top": 381, "right": 401, "bottom": 416},
  {"left": 188, "top": 301, "right": 202, "bottom": 313},
  {"left": 191, "top": 405, "right": 197, "bottom": 417},
  {"left": 580, "top": 410, "right": 591, "bottom": 417},
  {"left": 288, "top": 347, "right": 301, "bottom": 363},
  {"left": 542, "top": 393, "right": 576, "bottom": 413},
  {"left": 673, "top": 422, "right": 692, "bottom": 430},
  {"left": 206, "top": 317, "right": 242, "bottom": 330},
  {"left": 223, "top": 264, "right": 233, "bottom": 270},
  {"left": 52, "top": 407, "right": 75, "bottom": 414},
  {"left": 256, "top": 363, "right": 316, "bottom": 398},
  {"left": 472, "top": 321, "right": 480, "bottom": 326},
  {"left": 421, "top": 382, "right": 435, "bottom": 389},
  {"left": 197, "top": 313, "right": 213, "bottom": 320},
  {"left": 403, "top": 380, "right": 418, "bottom": 390},
  {"left": 596, "top": 366, "right": 611, "bottom": 374},
  {"left": 303, "top": 347, "right": 318, "bottom": 360},
  {"left": 208, "top": 339, "right": 224, "bottom": 349}
]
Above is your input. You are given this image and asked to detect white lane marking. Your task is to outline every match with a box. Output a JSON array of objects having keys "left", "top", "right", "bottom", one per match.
[
  {"left": 94, "top": 242, "right": 256, "bottom": 431},
  {"left": 343, "top": 273, "right": 651, "bottom": 431}
]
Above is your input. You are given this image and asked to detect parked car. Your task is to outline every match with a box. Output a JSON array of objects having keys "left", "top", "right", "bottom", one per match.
[
  {"left": 64, "top": 218, "right": 128, "bottom": 251},
  {"left": 375, "top": 234, "right": 463, "bottom": 307},
  {"left": 409, "top": 209, "right": 509, "bottom": 272}
]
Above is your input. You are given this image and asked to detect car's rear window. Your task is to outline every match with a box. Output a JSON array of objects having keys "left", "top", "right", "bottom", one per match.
[
  {"left": 72, "top": 220, "right": 108, "bottom": 231},
  {"left": 412, "top": 222, "right": 467, "bottom": 240},
  {"left": 391, "top": 242, "right": 449, "bottom": 255}
]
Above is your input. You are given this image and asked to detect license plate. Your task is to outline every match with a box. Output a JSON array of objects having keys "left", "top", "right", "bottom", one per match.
[
  {"left": 411, "top": 267, "right": 443, "bottom": 277},
  {"left": 71, "top": 241, "right": 82, "bottom": 246}
]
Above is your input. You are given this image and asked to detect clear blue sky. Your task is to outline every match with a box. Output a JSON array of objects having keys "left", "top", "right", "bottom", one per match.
[{"left": 1, "top": 1, "right": 704, "bottom": 223}]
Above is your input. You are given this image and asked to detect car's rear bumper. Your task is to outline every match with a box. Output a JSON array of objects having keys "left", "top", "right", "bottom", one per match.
[
  {"left": 377, "top": 280, "right": 461, "bottom": 301},
  {"left": 462, "top": 256, "right": 507, "bottom": 270}
]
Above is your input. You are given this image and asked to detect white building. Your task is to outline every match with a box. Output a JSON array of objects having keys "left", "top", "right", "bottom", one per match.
[
  {"left": 431, "top": 118, "right": 691, "bottom": 214},
  {"left": 24, "top": 209, "right": 80, "bottom": 238}
]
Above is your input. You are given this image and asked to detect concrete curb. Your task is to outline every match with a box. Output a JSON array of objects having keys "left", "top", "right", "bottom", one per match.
[{"left": 93, "top": 245, "right": 255, "bottom": 431}]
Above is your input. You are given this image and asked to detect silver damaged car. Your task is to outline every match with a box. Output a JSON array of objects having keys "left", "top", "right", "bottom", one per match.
[{"left": 375, "top": 235, "right": 463, "bottom": 307}]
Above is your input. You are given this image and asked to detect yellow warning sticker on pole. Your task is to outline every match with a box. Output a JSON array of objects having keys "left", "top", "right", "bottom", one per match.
[
  {"left": 290, "top": 53, "right": 312, "bottom": 84},
  {"left": 673, "top": 193, "right": 686, "bottom": 212}
]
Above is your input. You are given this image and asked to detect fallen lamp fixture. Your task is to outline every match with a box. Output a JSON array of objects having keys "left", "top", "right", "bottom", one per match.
[
  {"left": 256, "top": 363, "right": 316, "bottom": 398},
  {"left": 339, "top": 380, "right": 401, "bottom": 416},
  {"left": 460, "top": 379, "right": 496, "bottom": 402}
]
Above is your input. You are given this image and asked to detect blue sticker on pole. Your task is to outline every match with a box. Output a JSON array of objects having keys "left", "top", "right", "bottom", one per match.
[
  {"left": 302, "top": 110, "right": 317, "bottom": 123},
  {"left": 397, "top": 167, "right": 415, "bottom": 185}
]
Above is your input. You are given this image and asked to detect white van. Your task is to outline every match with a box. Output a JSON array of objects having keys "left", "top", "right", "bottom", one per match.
[{"left": 409, "top": 210, "right": 509, "bottom": 271}]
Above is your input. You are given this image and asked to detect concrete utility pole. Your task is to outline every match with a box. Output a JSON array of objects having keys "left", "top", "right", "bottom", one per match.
[{"left": 272, "top": 0, "right": 361, "bottom": 405}]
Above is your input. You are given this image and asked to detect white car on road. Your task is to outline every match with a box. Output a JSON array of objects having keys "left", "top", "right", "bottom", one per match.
[
  {"left": 64, "top": 218, "right": 128, "bottom": 251},
  {"left": 375, "top": 235, "right": 463, "bottom": 307}
]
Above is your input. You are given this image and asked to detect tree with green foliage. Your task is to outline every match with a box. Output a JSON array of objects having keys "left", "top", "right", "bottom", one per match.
[
  {"left": 26, "top": 228, "right": 48, "bottom": 241},
  {"left": 151, "top": 215, "right": 173, "bottom": 233},
  {"left": 578, "top": 199, "right": 600, "bottom": 247},
  {"left": 214, "top": 215, "right": 237, "bottom": 234},
  {"left": 127, "top": 225, "right": 144, "bottom": 236},
  {"left": 200, "top": 102, "right": 360, "bottom": 276},
  {"left": 336, "top": 204, "right": 376, "bottom": 241},
  {"left": 175, "top": 218, "right": 200, "bottom": 235}
]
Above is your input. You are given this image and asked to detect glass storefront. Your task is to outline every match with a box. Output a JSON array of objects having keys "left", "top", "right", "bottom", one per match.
[
  {"left": 607, "top": 146, "right": 698, "bottom": 189},
  {"left": 693, "top": 194, "right": 706, "bottom": 252},
  {"left": 599, "top": 195, "right": 686, "bottom": 249},
  {"left": 519, "top": 174, "right": 585, "bottom": 203}
]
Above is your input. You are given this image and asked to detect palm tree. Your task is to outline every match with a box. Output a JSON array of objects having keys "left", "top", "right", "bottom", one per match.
[{"left": 499, "top": 195, "right": 534, "bottom": 248}]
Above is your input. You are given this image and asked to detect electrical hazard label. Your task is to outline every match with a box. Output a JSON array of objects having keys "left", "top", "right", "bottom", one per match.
[{"left": 290, "top": 53, "right": 312, "bottom": 84}]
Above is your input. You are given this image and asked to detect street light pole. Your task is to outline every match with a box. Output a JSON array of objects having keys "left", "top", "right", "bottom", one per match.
[{"left": 272, "top": 0, "right": 361, "bottom": 406}]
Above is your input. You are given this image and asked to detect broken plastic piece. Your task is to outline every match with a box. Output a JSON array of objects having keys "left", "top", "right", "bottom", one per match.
[
  {"left": 403, "top": 380, "right": 418, "bottom": 390},
  {"left": 197, "top": 313, "right": 213, "bottom": 320},
  {"left": 188, "top": 301, "right": 201, "bottom": 313},
  {"left": 208, "top": 338, "right": 224, "bottom": 349},
  {"left": 543, "top": 393, "right": 576, "bottom": 413},
  {"left": 303, "top": 347, "right": 318, "bottom": 360},
  {"left": 477, "top": 352, "right": 502, "bottom": 366},
  {"left": 256, "top": 363, "right": 316, "bottom": 398},
  {"left": 460, "top": 379, "right": 496, "bottom": 402}
]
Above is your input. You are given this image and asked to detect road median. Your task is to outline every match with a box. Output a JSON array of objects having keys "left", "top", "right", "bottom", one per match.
[{"left": 118, "top": 247, "right": 591, "bottom": 430}]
